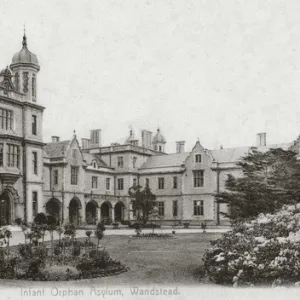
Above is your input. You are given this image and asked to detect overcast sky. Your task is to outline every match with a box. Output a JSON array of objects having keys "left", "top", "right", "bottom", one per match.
[{"left": 1, "top": 0, "right": 300, "bottom": 153}]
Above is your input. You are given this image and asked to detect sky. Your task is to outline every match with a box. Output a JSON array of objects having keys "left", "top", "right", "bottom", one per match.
[{"left": 1, "top": 0, "right": 300, "bottom": 153}]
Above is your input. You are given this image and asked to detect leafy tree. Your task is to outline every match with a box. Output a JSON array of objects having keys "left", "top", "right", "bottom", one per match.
[
  {"left": 217, "top": 147, "right": 300, "bottom": 223},
  {"left": 33, "top": 213, "right": 48, "bottom": 245},
  {"left": 128, "top": 184, "right": 157, "bottom": 225},
  {"left": 95, "top": 228, "right": 104, "bottom": 255}
]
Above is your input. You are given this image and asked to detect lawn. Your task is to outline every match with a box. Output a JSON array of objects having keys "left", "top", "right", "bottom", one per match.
[{"left": 0, "top": 232, "right": 222, "bottom": 286}]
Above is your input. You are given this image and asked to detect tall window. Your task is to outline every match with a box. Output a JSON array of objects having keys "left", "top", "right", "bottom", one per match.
[
  {"left": 158, "top": 178, "right": 164, "bottom": 189},
  {"left": 173, "top": 176, "right": 178, "bottom": 189},
  {"left": 193, "top": 170, "right": 204, "bottom": 187},
  {"left": 0, "top": 109, "right": 13, "bottom": 130},
  {"left": 173, "top": 201, "right": 178, "bottom": 217},
  {"left": 32, "top": 151, "right": 38, "bottom": 175},
  {"left": 53, "top": 170, "right": 58, "bottom": 185},
  {"left": 106, "top": 178, "right": 110, "bottom": 190},
  {"left": 117, "top": 156, "right": 124, "bottom": 168},
  {"left": 158, "top": 202, "right": 165, "bottom": 216},
  {"left": 32, "top": 191, "right": 38, "bottom": 218},
  {"left": 15, "top": 72, "right": 19, "bottom": 91},
  {"left": 133, "top": 178, "right": 137, "bottom": 186},
  {"left": 195, "top": 154, "right": 202, "bottom": 163},
  {"left": 32, "top": 115, "right": 37, "bottom": 135},
  {"left": 92, "top": 176, "right": 98, "bottom": 189},
  {"left": 194, "top": 200, "right": 204, "bottom": 216},
  {"left": 0, "top": 144, "right": 3, "bottom": 167},
  {"left": 132, "top": 157, "right": 137, "bottom": 168},
  {"left": 71, "top": 166, "right": 78, "bottom": 185},
  {"left": 32, "top": 74, "right": 36, "bottom": 99},
  {"left": 117, "top": 178, "right": 124, "bottom": 190},
  {"left": 7, "top": 144, "right": 19, "bottom": 168}
]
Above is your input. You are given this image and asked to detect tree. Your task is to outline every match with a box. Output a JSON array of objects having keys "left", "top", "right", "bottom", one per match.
[
  {"left": 33, "top": 213, "right": 48, "bottom": 245},
  {"left": 47, "top": 215, "right": 57, "bottom": 256},
  {"left": 217, "top": 147, "right": 300, "bottom": 223},
  {"left": 128, "top": 184, "right": 157, "bottom": 225}
]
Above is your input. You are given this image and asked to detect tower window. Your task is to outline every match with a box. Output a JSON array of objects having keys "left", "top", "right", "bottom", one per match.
[
  {"left": 92, "top": 176, "right": 98, "bottom": 189},
  {"left": 15, "top": 72, "right": 20, "bottom": 91},
  {"left": 32, "top": 191, "right": 38, "bottom": 218},
  {"left": 0, "top": 109, "right": 13, "bottom": 130},
  {"left": 7, "top": 144, "right": 19, "bottom": 168},
  {"left": 159, "top": 145, "right": 162, "bottom": 152},
  {"left": 53, "top": 170, "right": 58, "bottom": 185},
  {"left": 32, "top": 115, "right": 37, "bottom": 135},
  {"left": 23, "top": 72, "right": 29, "bottom": 93},
  {"left": 33, "top": 151, "right": 38, "bottom": 175},
  {"left": 132, "top": 157, "right": 137, "bottom": 168},
  {"left": 32, "top": 74, "right": 36, "bottom": 100}
]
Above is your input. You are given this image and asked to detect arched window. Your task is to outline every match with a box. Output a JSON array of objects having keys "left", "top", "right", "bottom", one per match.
[{"left": 93, "top": 161, "right": 97, "bottom": 169}]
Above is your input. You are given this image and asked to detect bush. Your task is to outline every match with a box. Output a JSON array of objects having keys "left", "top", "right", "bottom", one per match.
[
  {"left": 41, "top": 264, "right": 80, "bottom": 281},
  {"left": 203, "top": 204, "right": 300, "bottom": 286},
  {"left": 17, "top": 244, "right": 32, "bottom": 258}
]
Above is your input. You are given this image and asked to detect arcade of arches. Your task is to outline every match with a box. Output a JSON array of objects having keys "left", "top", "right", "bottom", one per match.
[{"left": 16, "top": 197, "right": 127, "bottom": 226}]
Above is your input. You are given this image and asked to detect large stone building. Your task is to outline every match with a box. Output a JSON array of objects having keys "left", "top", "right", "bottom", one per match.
[{"left": 0, "top": 35, "right": 299, "bottom": 226}]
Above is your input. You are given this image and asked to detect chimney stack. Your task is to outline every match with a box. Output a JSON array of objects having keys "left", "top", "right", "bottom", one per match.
[
  {"left": 51, "top": 136, "right": 60, "bottom": 143},
  {"left": 141, "top": 130, "right": 152, "bottom": 149},
  {"left": 81, "top": 138, "right": 90, "bottom": 150},
  {"left": 176, "top": 141, "right": 185, "bottom": 153},
  {"left": 90, "top": 129, "right": 101, "bottom": 148},
  {"left": 256, "top": 133, "right": 266, "bottom": 147}
]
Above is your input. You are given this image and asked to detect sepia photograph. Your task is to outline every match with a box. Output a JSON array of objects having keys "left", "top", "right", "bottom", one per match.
[{"left": 0, "top": 0, "right": 300, "bottom": 299}]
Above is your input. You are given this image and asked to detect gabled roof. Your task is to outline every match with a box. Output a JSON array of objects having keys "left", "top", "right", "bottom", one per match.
[
  {"left": 44, "top": 140, "right": 70, "bottom": 158},
  {"left": 210, "top": 143, "right": 293, "bottom": 163},
  {"left": 140, "top": 152, "right": 189, "bottom": 169}
]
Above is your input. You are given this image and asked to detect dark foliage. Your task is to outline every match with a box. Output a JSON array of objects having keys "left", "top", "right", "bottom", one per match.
[{"left": 217, "top": 148, "right": 300, "bottom": 222}]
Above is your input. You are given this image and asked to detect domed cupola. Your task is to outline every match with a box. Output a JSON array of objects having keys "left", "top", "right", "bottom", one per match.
[
  {"left": 10, "top": 33, "right": 40, "bottom": 102},
  {"left": 152, "top": 128, "right": 166, "bottom": 152},
  {"left": 11, "top": 34, "right": 39, "bottom": 69}
]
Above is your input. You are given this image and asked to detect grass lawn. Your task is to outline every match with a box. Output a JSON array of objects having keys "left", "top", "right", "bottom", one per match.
[{"left": 0, "top": 232, "right": 222, "bottom": 286}]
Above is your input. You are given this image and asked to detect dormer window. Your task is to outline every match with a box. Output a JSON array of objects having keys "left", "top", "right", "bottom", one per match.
[
  {"left": 93, "top": 161, "right": 97, "bottom": 168},
  {"left": 159, "top": 145, "right": 162, "bottom": 152},
  {"left": 195, "top": 154, "right": 202, "bottom": 163}
]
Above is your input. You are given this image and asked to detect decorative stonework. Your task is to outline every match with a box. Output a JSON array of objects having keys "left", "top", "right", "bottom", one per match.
[{"left": 2, "top": 185, "right": 20, "bottom": 204}]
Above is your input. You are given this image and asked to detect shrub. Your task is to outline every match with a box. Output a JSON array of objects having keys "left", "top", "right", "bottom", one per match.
[
  {"left": 41, "top": 264, "right": 80, "bottom": 281},
  {"left": 17, "top": 244, "right": 32, "bottom": 258},
  {"left": 203, "top": 204, "right": 300, "bottom": 286}
]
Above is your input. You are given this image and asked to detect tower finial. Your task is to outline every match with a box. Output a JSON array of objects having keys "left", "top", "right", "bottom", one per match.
[
  {"left": 73, "top": 129, "right": 76, "bottom": 138},
  {"left": 22, "top": 25, "right": 27, "bottom": 48}
]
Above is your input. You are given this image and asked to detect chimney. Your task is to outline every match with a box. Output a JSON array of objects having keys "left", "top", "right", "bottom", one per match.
[
  {"left": 176, "top": 141, "right": 185, "bottom": 153},
  {"left": 256, "top": 133, "right": 266, "bottom": 147},
  {"left": 141, "top": 130, "right": 152, "bottom": 149},
  {"left": 81, "top": 138, "right": 90, "bottom": 150},
  {"left": 51, "top": 136, "right": 60, "bottom": 143},
  {"left": 90, "top": 129, "right": 101, "bottom": 148}
]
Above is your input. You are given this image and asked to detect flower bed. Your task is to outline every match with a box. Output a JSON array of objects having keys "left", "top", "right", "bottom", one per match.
[
  {"left": 132, "top": 233, "right": 175, "bottom": 239},
  {"left": 0, "top": 220, "right": 127, "bottom": 281},
  {"left": 203, "top": 204, "right": 300, "bottom": 287}
]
